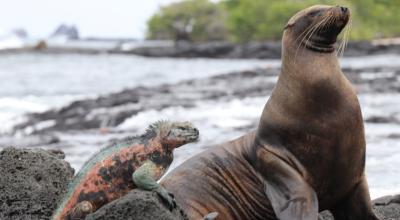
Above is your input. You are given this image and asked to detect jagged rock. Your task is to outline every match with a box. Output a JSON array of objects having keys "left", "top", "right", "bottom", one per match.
[
  {"left": 373, "top": 195, "right": 400, "bottom": 220},
  {"left": 318, "top": 195, "right": 400, "bottom": 220},
  {"left": 50, "top": 24, "right": 79, "bottom": 40},
  {"left": 12, "top": 68, "right": 278, "bottom": 133},
  {"left": 0, "top": 148, "right": 74, "bottom": 220},
  {"left": 12, "top": 64, "right": 400, "bottom": 134},
  {"left": 86, "top": 189, "right": 189, "bottom": 220},
  {"left": 388, "top": 133, "right": 400, "bottom": 139},
  {"left": 125, "top": 41, "right": 400, "bottom": 59},
  {"left": 365, "top": 116, "right": 398, "bottom": 124}
]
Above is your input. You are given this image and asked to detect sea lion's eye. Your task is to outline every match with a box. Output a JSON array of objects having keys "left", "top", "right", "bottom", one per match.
[{"left": 308, "top": 11, "right": 320, "bottom": 17}]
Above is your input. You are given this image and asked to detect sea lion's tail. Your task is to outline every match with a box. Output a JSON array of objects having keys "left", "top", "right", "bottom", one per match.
[{"left": 202, "top": 212, "right": 219, "bottom": 220}]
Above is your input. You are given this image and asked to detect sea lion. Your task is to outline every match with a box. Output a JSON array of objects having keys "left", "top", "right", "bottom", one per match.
[{"left": 161, "top": 5, "right": 380, "bottom": 220}]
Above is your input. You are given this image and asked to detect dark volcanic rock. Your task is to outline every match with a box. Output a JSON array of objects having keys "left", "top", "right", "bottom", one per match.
[
  {"left": 365, "top": 116, "right": 399, "bottom": 124},
  {"left": 126, "top": 41, "right": 282, "bottom": 59},
  {"left": 12, "top": 64, "right": 400, "bottom": 134},
  {"left": 50, "top": 24, "right": 79, "bottom": 40},
  {"left": 319, "top": 195, "right": 400, "bottom": 220},
  {"left": 373, "top": 195, "right": 400, "bottom": 220},
  {"left": 123, "top": 41, "right": 399, "bottom": 59},
  {"left": 86, "top": 189, "right": 189, "bottom": 220},
  {"left": 388, "top": 133, "right": 400, "bottom": 139},
  {"left": 0, "top": 148, "right": 74, "bottom": 220},
  {"left": 13, "top": 68, "right": 278, "bottom": 133}
]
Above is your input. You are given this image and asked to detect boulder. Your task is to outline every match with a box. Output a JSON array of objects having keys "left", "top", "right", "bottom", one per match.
[
  {"left": 319, "top": 195, "right": 400, "bottom": 220},
  {"left": 0, "top": 148, "right": 74, "bottom": 220},
  {"left": 373, "top": 195, "right": 400, "bottom": 220},
  {"left": 86, "top": 189, "right": 189, "bottom": 220},
  {"left": 125, "top": 41, "right": 400, "bottom": 59},
  {"left": 50, "top": 24, "right": 79, "bottom": 40}
]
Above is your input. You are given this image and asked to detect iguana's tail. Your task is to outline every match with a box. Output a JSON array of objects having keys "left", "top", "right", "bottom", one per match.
[{"left": 202, "top": 212, "right": 219, "bottom": 220}]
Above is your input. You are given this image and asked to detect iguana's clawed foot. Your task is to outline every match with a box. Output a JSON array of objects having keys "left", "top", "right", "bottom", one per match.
[
  {"left": 156, "top": 187, "right": 177, "bottom": 211},
  {"left": 69, "top": 200, "right": 94, "bottom": 219}
]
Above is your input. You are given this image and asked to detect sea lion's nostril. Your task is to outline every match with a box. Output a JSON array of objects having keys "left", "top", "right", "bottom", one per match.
[{"left": 340, "top": 6, "right": 348, "bottom": 13}]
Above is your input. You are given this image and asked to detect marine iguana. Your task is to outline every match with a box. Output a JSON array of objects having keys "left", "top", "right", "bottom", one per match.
[{"left": 52, "top": 120, "right": 199, "bottom": 220}]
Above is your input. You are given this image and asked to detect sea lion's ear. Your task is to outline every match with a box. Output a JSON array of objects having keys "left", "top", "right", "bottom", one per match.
[
  {"left": 284, "top": 17, "right": 296, "bottom": 30},
  {"left": 284, "top": 23, "right": 293, "bottom": 30}
]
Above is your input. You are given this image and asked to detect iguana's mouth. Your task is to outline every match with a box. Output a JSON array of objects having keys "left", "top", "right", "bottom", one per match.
[
  {"left": 184, "top": 128, "right": 200, "bottom": 142},
  {"left": 187, "top": 134, "right": 199, "bottom": 142}
]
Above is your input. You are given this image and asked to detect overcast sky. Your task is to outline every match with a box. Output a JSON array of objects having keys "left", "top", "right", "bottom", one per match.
[{"left": 0, "top": 0, "right": 183, "bottom": 39}]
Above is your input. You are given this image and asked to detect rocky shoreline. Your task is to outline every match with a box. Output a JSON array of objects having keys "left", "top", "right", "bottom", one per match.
[
  {"left": 11, "top": 63, "right": 400, "bottom": 135},
  {"left": 120, "top": 41, "right": 400, "bottom": 59},
  {"left": 1, "top": 40, "right": 400, "bottom": 59},
  {"left": 0, "top": 147, "right": 399, "bottom": 220}
]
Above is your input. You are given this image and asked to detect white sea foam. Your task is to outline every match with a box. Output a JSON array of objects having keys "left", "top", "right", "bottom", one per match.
[
  {"left": 360, "top": 71, "right": 395, "bottom": 80},
  {"left": 0, "top": 95, "right": 84, "bottom": 134},
  {"left": 340, "top": 54, "right": 400, "bottom": 69},
  {"left": 0, "top": 33, "right": 25, "bottom": 50}
]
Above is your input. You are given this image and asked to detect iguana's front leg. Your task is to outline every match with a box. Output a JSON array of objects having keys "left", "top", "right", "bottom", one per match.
[
  {"left": 68, "top": 200, "right": 95, "bottom": 220},
  {"left": 132, "top": 160, "right": 176, "bottom": 210}
]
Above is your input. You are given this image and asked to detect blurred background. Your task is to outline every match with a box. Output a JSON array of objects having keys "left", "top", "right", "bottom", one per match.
[{"left": 0, "top": 0, "right": 399, "bottom": 199}]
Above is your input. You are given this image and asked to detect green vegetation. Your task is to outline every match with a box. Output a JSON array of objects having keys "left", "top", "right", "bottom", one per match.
[
  {"left": 147, "top": 0, "right": 228, "bottom": 41},
  {"left": 146, "top": 0, "right": 400, "bottom": 42}
]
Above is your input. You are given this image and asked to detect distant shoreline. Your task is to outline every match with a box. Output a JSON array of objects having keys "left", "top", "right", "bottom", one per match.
[{"left": 1, "top": 39, "right": 400, "bottom": 59}]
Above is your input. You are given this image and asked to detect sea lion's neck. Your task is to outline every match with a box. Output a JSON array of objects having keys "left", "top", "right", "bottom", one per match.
[
  {"left": 281, "top": 46, "right": 341, "bottom": 81},
  {"left": 256, "top": 46, "right": 352, "bottom": 145}
]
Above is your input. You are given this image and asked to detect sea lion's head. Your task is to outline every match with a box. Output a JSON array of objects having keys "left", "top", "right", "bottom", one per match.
[{"left": 283, "top": 5, "right": 350, "bottom": 53}]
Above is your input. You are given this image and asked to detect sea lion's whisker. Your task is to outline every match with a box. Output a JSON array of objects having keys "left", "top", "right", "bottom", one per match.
[
  {"left": 343, "top": 18, "right": 352, "bottom": 55},
  {"left": 294, "top": 23, "right": 320, "bottom": 61},
  {"left": 303, "top": 16, "right": 330, "bottom": 49},
  {"left": 337, "top": 17, "right": 351, "bottom": 57},
  {"left": 337, "top": 19, "right": 346, "bottom": 56},
  {"left": 294, "top": 16, "right": 329, "bottom": 60},
  {"left": 294, "top": 21, "right": 319, "bottom": 44},
  {"left": 294, "top": 25, "right": 318, "bottom": 60}
]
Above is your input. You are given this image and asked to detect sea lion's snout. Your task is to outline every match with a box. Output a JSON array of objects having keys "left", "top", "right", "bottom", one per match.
[{"left": 332, "top": 5, "right": 350, "bottom": 25}]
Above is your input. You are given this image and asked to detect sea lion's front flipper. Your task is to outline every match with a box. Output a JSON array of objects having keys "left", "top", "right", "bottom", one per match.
[
  {"left": 257, "top": 147, "right": 318, "bottom": 220},
  {"left": 132, "top": 161, "right": 176, "bottom": 210},
  {"left": 330, "top": 176, "right": 379, "bottom": 220}
]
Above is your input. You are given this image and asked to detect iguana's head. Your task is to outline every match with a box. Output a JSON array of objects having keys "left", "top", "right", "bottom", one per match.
[{"left": 146, "top": 120, "right": 199, "bottom": 151}]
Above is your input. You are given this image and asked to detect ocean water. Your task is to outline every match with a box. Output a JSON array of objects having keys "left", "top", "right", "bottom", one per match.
[
  {"left": 0, "top": 53, "right": 272, "bottom": 132},
  {"left": 0, "top": 52, "right": 399, "bottom": 199}
]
